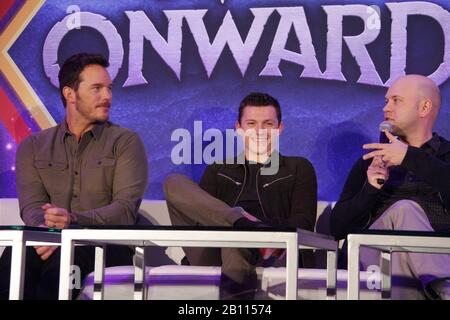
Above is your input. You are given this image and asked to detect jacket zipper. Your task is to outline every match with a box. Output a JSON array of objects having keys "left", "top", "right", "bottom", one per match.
[
  {"left": 217, "top": 173, "right": 242, "bottom": 186},
  {"left": 438, "top": 192, "right": 448, "bottom": 214},
  {"left": 262, "top": 174, "right": 293, "bottom": 188},
  {"left": 232, "top": 166, "right": 246, "bottom": 206},
  {"left": 256, "top": 167, "right": 268, "bottom": 219}
]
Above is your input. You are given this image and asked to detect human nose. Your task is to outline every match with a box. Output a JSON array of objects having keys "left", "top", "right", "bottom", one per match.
[
  {"left": 254, "top": 123, "right": 266, "bottom": 135},
  {"left": 102, "top": 87, "right": 112, "bottom": 102},
  {"left": 382, "top": 101, "right": 391, "bottom": 113}
]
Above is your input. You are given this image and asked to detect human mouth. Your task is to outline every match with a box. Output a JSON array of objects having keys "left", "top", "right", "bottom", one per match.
[
  {"left": 97, "top": 104, "right": 110, "bottom": 110},
  {"left": 251, "top": 137, "right": 268, "bottom": 142}
]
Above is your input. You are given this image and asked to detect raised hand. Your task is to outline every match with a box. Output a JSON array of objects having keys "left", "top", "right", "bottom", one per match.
[{"left": 362, "top": 130, "right": 408, "bottom": 167}]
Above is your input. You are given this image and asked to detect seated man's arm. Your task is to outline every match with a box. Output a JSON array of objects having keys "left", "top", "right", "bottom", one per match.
[
  {"left": 74, "top": 132, "right": 148, "bottom": 225},
  {"left": 15, "top": 136, "right": 49, "bottom": 227},
  {"left": 15, "top": 137, "right": 59, "bottom": 260},
  {"left": 330, "top": 158, "right": 381, "bottom": 240},
  {"left": 199, "top": 164, "right": 218, "bottom": 197},
  {"left": 286, "top": 158, "right": 318, "bottom": 231},
  {"left": 402, "top": 145, "right": 450, "bottom": 207}
]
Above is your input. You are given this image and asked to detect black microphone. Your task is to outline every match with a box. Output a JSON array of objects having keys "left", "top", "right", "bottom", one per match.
[{"left": 376, "top": 121, "right": 392, "bottom": 185}]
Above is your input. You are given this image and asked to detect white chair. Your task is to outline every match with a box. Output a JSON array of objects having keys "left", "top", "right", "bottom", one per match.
[{"left": 0, "top": 198, "right": 24, "bottom": 258}]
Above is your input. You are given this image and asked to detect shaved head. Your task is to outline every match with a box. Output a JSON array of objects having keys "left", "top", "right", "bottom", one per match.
[
  {"left": 392, "top": 74, "right": 441, "bottom": 116},
  {"left": 383, "top": 74, "right": 441, "bottom": 145}
]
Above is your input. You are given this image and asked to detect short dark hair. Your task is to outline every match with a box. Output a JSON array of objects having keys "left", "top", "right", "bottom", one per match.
[
  {"left": 238, "top": 92, "right": 281, "bottom": 124},
  {"left": 58, "top": 53, "right": 109, "bottom": 107}
]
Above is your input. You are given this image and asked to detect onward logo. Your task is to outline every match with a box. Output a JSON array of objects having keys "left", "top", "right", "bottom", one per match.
[{"left": 43, "top": 2, "right": 449, "bottom": 89}]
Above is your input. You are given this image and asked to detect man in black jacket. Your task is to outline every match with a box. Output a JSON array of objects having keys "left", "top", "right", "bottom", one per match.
[
  {"left": 164, "top": 92, "right": 317, "bottom": 299},
  {"left": 331, "top": 75, "right": 450, "bottom": 299}
]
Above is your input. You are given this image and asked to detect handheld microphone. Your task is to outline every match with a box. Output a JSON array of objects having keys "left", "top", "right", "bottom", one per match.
[
  {"left": 379, "top": 121, "right": 392, "bottom": 144},
  {"left": 377, "top": 121, "right": 393, "bottom": 185}
]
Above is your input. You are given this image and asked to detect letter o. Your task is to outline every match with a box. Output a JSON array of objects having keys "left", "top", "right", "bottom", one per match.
[{"left": 43, "top": 12, "right": 123, "bottom": 87}]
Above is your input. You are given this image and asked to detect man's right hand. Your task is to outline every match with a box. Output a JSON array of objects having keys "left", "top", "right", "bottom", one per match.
[
  {"left": 240, "top": 211, "right": 285, "bottom": 260},
  {"left": 34, "top": 245, "right": 57, "bottom": 261},
  {"left": 241, "top": 210, "right": 260, "bottom": 223},
  {"left": 367, "top": 156, "right": 389, "bottom": 189},
  {"left": 42, "top": 203, "right": 73, "bottom": 229},
  {"left": 260, "top": 248, "right": 286, "bottom": 260}
]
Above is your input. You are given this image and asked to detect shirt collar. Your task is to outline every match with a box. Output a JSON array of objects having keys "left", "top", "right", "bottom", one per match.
[
  {"left": 421, "top": 133, "right": 440, "bottom": 153},
  {"left": 58, "top": 120, "right": 106, "bottom": 143}
]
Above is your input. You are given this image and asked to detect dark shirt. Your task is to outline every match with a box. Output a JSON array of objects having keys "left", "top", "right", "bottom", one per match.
[
  {"left": 331, "top": 133, "right": 450, "bottom": 240},
  {"left": 15, "top": 120, "right": 148, "bottom": 226},
  {"left": 235, "top": 161, "right": 264, "bottom": 221},
  {"left": 369, "top": 135, "right": 448, "bottom": 229}
]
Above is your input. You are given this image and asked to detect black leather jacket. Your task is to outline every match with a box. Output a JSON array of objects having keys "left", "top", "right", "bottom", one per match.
[{"left": 199, "top": 154, "right": 317, "bottom": 231}]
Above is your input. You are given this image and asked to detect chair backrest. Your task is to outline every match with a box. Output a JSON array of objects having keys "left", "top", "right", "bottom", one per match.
[
  {"left": 137, "top": 199, "right": 171, "bottom": 226},
  {"left": 0, "top": 198, "right": 23, "bottom": 226},
  {"left": 0, "top": 198, "right": 335, "bottom": 232},
  {"left": 0, "top": 198, "right": 337, "bottom": 266},
  {"left": 315, "top": 200, "right": 335, "bottom": 235},
  {"left": 0, "top": 198, "right": 23, "bottom": 258}
]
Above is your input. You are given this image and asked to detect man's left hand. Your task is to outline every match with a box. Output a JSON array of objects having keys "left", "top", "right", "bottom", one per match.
[
  {"left": 362, "top": 130, "right": 408, "bottom": 167},
  {"left": 42, "top": 203, "right": 71, "bottom": 229},
  {"left": 34, "top": 245, "right": 57, "bottom": 261}
]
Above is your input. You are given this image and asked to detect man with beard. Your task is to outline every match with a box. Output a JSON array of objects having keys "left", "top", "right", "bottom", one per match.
[
  {"left": 0, "top": 53, "right": 148, "bottom": 299},
  {"left": 331, "top": 75, "right": 450, "bottom": 299}
]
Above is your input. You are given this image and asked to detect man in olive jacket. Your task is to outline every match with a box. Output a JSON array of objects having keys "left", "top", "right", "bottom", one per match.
[{"left": 0, "top": 53, "right": 148, "bottom": 299}]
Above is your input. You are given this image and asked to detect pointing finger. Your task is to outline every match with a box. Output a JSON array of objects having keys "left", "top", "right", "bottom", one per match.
[
  {"left": 363, "top": 143, "right": 386, "bottom": 150},
  {"left": 363, "top": 150, "right": 384, "bottom": 160}
]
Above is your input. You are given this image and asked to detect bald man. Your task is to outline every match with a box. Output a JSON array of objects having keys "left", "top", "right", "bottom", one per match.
[{"left": 331, "top": 75, "right": 450, "bottom": 300}]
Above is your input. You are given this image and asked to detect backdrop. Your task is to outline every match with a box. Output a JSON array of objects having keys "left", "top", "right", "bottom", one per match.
[{"left": 0, "top": 0, "right": 449, "bottom": 201}]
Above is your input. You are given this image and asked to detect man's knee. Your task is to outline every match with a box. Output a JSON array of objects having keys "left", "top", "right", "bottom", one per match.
[
  {"left": 384, "top": 200, "right": 429, "bottom": 228},
  {"left": 386, "top": 199, "right": 423, "bottom": 215},
  {"left": 163, "top": 174, "right": 188, "bottom": 200}
]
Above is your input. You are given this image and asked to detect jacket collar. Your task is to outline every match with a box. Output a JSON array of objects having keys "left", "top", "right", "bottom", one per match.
[{"left": 434, "top": 134, "right": 450, "bottom": 156}]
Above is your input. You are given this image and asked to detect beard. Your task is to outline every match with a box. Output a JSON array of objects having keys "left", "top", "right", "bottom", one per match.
[
  {"left": 75, "top": 101, "right": 110, "bottom": 123},
  {"left": 390, "top": 124, "right": 407, "bottom": 142}
]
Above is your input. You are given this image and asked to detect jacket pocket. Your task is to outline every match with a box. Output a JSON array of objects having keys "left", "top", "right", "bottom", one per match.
[
  {"left": 85, "top": 157, "right": 116, "bottom": 193},
  {"left": 34, "top": 160, "right": 67, "bottom": 170},
  {"left": 86, "top": 157, "right": 116, "bottom": 169},
  {"left": 217, "top": 173, "right": 242, "bottom": 186},
  {"left": 262, "top": 174, "right": 293, "bottom": 188}
]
